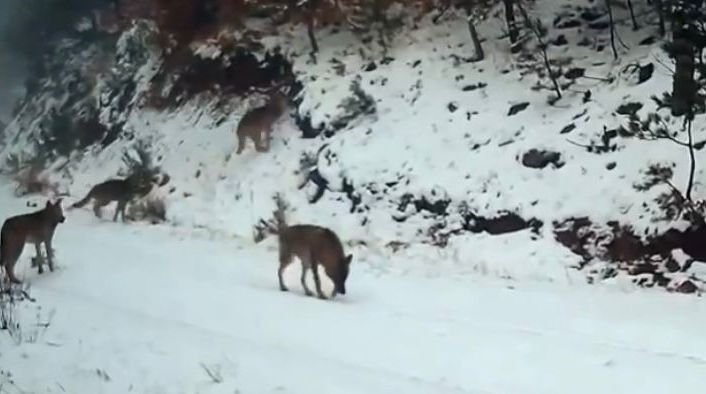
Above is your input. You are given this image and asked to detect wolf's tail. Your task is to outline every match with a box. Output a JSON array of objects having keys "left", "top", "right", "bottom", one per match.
[{"left": 71, "top": 190, "right": 93, "bottom": 209}]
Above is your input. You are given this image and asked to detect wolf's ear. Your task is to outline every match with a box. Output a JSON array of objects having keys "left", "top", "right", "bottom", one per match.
[
  {"left": 56, "top": 197, "right": 63, "bottom": 205},
  {"left": 344, "top": 254, "right": 352, "bottom": 265},
  {"left": 46, "top": 200, "right": 53, "bottom": 208}
]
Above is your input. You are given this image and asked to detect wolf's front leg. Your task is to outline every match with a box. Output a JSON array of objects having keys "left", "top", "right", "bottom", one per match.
[
  {"left": 311, "top": 263, "right": 327, "bottom": 300},
  {"left": 45, "top": 238, "right": 55, "bottom": 272},
  {"left": 34, "top": 242, "right": 45, "bottom": 274}
]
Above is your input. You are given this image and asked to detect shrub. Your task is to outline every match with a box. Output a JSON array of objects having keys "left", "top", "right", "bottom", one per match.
[
  {"left": 127, "top": 193, "right": 167, "bottom": 224},
  {"left": 121, "top": 140, "right": 161, "bottom": 186}
]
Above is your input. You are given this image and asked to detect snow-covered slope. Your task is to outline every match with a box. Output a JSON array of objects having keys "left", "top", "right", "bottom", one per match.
[
  {"left": 2, "top": 185, "right": 706, "bottom": 394},
  {"left": 1, "top": 0, "right": 705, "bottom": 290}
]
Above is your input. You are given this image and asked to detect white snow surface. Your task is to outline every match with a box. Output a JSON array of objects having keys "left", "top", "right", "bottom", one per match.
[{"left": 1, "top": 185, "right": 706, "bottom": 394}]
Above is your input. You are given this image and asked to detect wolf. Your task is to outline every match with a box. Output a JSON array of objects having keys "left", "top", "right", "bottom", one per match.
[
  {"left": 1, "top": 199, "right": 65, "bottom": 284},
  {"left": 235, "top": 91, "right": 289, "bottom": 154},
  {"left": 71, "top": 174, "right": 152, "bottom": 222},
  {"left": 270, "top": 196, "right": 352, "bottom": 299}
]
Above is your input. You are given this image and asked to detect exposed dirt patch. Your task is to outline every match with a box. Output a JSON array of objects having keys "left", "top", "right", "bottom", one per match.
[
  {"left": 553, "top": 217, "right": 705, "bottom": 293},
  {"left": 464, "top": 211, "right": 543, "bottom": 235},
  {"left": 521, "top": 149, "right": 564, "bottom": 169}
]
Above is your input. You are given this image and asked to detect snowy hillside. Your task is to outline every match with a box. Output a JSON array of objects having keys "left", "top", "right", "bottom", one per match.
[{"left": 4, "top": 0, "right": 706, "bottom": 292}]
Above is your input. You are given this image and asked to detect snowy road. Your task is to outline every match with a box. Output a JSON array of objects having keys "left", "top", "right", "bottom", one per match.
[{"left": 2, "top": 194, "right": 706, "bottom": 394}]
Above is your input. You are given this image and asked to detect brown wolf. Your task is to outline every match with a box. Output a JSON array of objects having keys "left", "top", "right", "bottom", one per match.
[
  {"left": 270, "top": 196, "right": 352, "bottom": 299},
  {"left": 1, "top": 199, "right": 66, "bottom": 284},
  {"left": 71, "top": 174, "right": 152, "bottom": 222},
  {"left": 235, "top": 91, "right": 289, "bottom": 154}
]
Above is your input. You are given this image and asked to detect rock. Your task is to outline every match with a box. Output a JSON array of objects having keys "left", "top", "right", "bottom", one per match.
[
  {"left": 676, "top": 279, "right": 699, "bottom": 294},
  {"left": 364, "top": 62, "right": 377, "bottom": 72},
  {"left": 606, "top": 222, "right": 645, "bottom": 262},
  {"left": 580, "top": 8, "right": 605, "bottom": 22},
  {"left": 606, "top": 162, "right": 617, "bottom": 170},
  {"left": 629, "top": 263, "right": 657, "bottom": 275},
  {"left": 295, "top": 113, "right": 324, "bottom": 139},
  {"left": 637, "top": 63, "right": 654, "bottom": 84},
  {"left": 573, "top": 109, "right": 588, "bottom": 120},
  {"left": 462, "top": 82, "right": 487, "bottom": 91},
  {"left": 577, "top": 37, "right": 592, "bottom": 47},
  {"left": 414, "top": 196, "right": 450, "bottom": 216},
  {"left": 583, "top": 90, "right": 592, "bottom": 103},
  {"left": 508, "top": 102, "right": 530, "bottom": 116},
  {"left": 521, "top": 149, "right": 564, "bottom": 169},
  {"left": 465, "top": 211, "right": 543, "bottom": 235},
  {"left": 665, "top": 258, "right": 681, "bottom": 273},
  {"left": 555, "top": 18, "right": 582, "bottom": 29},
  {"left": 639, "top": 36, "right": 657, "bottom": 46},
  {"left": 588, "top": 20, "right": 610, "bottom": 30},
  {"left": 565, "top": 68, "right": 585, "bottom": 79},
  {"left": 552, "top": 35, "right": 569, "bottom": 46},
  {"left": 447, "top": 102, "right": 458, "bottom": 113},
  {"left": 398, "top": 194, "right": 450, "bottom": 217},
  {"left": 553, "top": 217, "right": 596, "bottom": 262},
  {"left": 616, "top": 102, "right": 643, "bottom": 116},
  {"left": 560, "top": 123, "right": 576, "bottom": 134}
]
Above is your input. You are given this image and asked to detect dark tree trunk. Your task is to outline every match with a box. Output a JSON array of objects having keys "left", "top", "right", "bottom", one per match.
[
  {"left": 373, "top": 0, "right": 390, "bottom": 55},
  {"left": 655, "top": 0, "right": 666, "bottom": 36},
  {"left": 668, "top": 0, "right": 699, "bottom": 118},
  {"left": 606, "top": 0, "right": 618, "bottom": 59},
  {"left": 502, "top": 0, "right": 520, "bottom": 53},
  {"left": 686, "top": 116, "right": 696, "bottom": 201},
  {"left": 668, "top": 1, "right": 705, "bottom": 200},
  {"left": 306, "top": 0, "right": 319, "bottom": 60},
  {"left": 627, "top": 0, "right": 639, "bottom": 30},
  {"left": 465, "top": 2, "right": 484, "bottom": 61},
  {"left": 516, "top": 1, "right": 561, "bottom": 99}
]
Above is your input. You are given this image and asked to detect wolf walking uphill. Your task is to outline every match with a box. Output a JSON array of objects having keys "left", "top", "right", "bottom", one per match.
[
  {"left": 71, "top": 174, "right": 152, "bottom": 222},
  {"left": 269, "top": 195, "right": 353, "bottom": 300},
  {"left": 1, "top": 199, "right": 66, "bottom": 284},
  {"left": 234, "top": 78, "right": 294, "bottom": 155}
]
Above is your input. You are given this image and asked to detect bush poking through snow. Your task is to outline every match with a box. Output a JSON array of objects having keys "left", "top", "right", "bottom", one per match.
[
  {"left": 0, "top": 281, "right": 50, "bottom": 346},
  {"left": 200, "top": 363, "right": 223, "bottom": 384},
  {"left": 122, "top": 140, "right": 161, "bottom": 183},
  {"left": 4, "top": 147, "right": 57, "bottom": 197},
  {"left": 0, "top": 369, "right": 23, "bottom": 393},
  {"left": 127, "top": 194, "right": 167, "bottom": 224},
  {"left": 119, "top": 141, "right": 168, "bottom": 223},
  {"left": 329, "top": 77, "right": 377, "bottom": 133},
  {"left": 253, "top": 193, "right": 289, "bottom": 243}
]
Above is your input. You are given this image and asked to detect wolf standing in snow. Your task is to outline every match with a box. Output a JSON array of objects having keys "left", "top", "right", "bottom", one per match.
[
  {"left": 71, "top": 174, "right": 152, "bottom": 222},
  {"left": 1, "top": 199, "right": 66, "bottom": 284},
  {"left": 235, "top": 79, "right": 293, "bottom": 155},
  {"left": 268, "top": 195, "right": 353, "bottom": 299}
]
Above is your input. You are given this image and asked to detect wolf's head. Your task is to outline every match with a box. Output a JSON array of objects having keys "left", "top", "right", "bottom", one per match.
[{"left": 45, "top": 198, "right": 65, "bottom": 224}]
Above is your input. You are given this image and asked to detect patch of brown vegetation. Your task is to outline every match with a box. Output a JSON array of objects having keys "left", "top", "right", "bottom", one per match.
[{"left": 553, "top": 217, "right": 704, "bottom": 293}]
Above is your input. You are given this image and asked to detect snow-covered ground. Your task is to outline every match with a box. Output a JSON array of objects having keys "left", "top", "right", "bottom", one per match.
[{"left": 2, "top": 185, "right": 706, "bottom": 394}]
